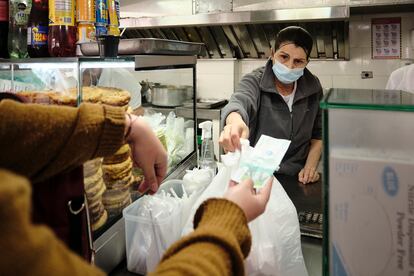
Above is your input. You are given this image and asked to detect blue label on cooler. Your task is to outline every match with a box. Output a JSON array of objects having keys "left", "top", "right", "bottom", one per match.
[
  {"left": 95, "top": 24, "right": 107, "bottom": 37},
  {"left": 95, "top": 0, "right": 108, "bottom": 24},
  {"left": 28, "top": 25, "right": 48, "bottom": 46}
]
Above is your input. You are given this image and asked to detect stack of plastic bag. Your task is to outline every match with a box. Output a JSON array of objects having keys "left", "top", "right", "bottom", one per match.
[
  {"left": 142, "top": 111, "right": 190, "bottom": 169},
  {"left": 182, "top": 136, "right": 308, "bottom": 276},
  {"left": 124, "top": 180, "right": 204, "bottom": 274}
]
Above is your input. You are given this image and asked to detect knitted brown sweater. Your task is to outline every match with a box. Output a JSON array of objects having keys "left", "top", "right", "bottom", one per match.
[{"left": 0, "top": 100, "right": 252, "bottom": 276}]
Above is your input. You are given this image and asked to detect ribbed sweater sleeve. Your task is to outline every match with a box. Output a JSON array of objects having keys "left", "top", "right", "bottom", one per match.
[
  {"left": 150, "top": 198, "right": 252, "bottom": 276},
  {"left": 0, "top": 169, "right": 105, "bottom": 276},
  {"left": 0, "top": 100, "right": 125, "bottom": 183}
]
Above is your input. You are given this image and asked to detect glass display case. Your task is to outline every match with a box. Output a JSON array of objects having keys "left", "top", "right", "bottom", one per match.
[
  {"left": 0, "top": 55, "right": 198, "bottom": 272},
  {"left": 321, "top": 89, "right": 414, "bottom": 276}
]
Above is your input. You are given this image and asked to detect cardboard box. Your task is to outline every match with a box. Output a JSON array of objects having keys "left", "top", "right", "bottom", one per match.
[{"left": 330, "top": 153, "right": 414, "bottom": 275}]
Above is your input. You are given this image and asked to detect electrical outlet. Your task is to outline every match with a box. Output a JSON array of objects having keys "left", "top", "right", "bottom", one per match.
[{"left": 361, "top": 71, "right": 373, "bottom": 79}]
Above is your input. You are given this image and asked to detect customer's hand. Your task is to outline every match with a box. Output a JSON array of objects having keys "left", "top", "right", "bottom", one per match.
[
  {"left": 224, "top": 178, "right": 273, "bottom": 222},
  {"left": 125, "top": 114, "right": 168, "bottom": 194},
  {"left": 219, "top": 112, "right": 249, "bottom": 152},
  {"left": 298, "top": 167, "right": 320, "bottom": 184}
]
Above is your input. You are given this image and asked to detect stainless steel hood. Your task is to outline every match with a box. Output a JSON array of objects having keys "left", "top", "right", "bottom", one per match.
[
  {"left": 121, "top": 6, "right": 349, "bottom": 27},
  {"left": 120, "top": 5, "right": 350, "bottom": 60}
]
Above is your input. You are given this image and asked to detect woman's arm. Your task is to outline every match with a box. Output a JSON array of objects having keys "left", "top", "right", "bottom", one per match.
[
  {"left": 298, "top": 139, "right": 322, "bottom": 184},
  {"left": 0, "top": 170, "right": 106, "bottom": 276},
  {"left": 220, "top": 69, "right": 262, "bottom": 129},
  {"left": 0, "top": 100, "right": 125, "bottom": 183},
  {"left": 219, "top": 70, "right": 263, "bottom": 152}
]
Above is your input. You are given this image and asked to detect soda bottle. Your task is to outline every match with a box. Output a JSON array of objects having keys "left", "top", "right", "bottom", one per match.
[
  {"left": 76, "top": 0, "right": 95, "bottom": 22},
  {"left": 0, "top": 0, "right": 9, "bottom": 58},
  {"left": 76, "top": 0, "right": 96, "bottom": 44},
  {"left": 107, "top": 0, "right": 119, "bottom": 36},
  {"left": 77, "top": 22, "right": 96, "bottom": 44},
  {"left": 28, "top": 0, "right": 49, "bottom": 57},
  {"left": 8, "top": 0, "right": 32, "bottom": 58},
  {"left": 48, "top": 0, "right": 76, "bottom": 57},
  {"left": 95, "top": 0, "right": 108, "bottom": 38}
]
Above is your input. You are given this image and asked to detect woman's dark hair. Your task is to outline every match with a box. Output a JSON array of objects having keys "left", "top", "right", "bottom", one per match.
[{"left": 274, "top": 26, "right": 313, "bottom": 59}]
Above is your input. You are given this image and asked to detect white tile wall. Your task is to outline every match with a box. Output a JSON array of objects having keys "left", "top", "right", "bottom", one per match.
[
  {"left": 196, "top": 12, "right": 414, "bottom": 99},
  {"left": 196, "top": 59, "right": 236, "bottom": 99}
]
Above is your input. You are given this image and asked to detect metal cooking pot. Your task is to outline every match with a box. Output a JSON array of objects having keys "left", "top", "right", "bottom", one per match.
[
  {"left": 180, "top": 85, "right": 193, "bottom": 100},
  {"left": 151, "top": 85, "right": 186, "bottom": 107}
]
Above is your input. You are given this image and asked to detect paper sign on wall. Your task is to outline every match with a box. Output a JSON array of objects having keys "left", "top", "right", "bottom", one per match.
[{"left": 372, "top": 17, "right": 401, "bottom": 59}]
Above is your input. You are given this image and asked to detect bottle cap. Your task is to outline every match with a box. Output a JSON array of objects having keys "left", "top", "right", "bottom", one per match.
[{"left": 199, "top": 121, "right": 212, "bottom": 140}]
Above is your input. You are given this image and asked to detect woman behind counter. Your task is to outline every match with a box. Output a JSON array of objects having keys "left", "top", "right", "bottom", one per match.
[{"left": 220, "top": 26, "right": 323, "bottom": 184}]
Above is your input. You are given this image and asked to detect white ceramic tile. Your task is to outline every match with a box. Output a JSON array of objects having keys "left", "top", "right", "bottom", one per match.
[
  {"left": 401, "top": 60, "right": 414, "bottom": 67},
  {"left": 240, "top": 63, "right": 251, "bottom": 75},
  {"left": 361, "top": 46, "right": 372, "bottom": 60},
  {"left": 197, "top": 60, "right": 236, "bottom": 75},
  {"left": 316, "top": 75, "right": 334, "bottom": 90},
  {"left": 233, "top": 61, "right": 241, "bottom": 84},
  {"left": 332, "top": 76, "right": 362, "bottom": 89},
  {"left": 361, "top": 47, "right": 402, "bottom": 76},
  {"left": 332, "top": 75, "right": 390, "bottom": 90},
  {"left": 195, "top": 11, "right": 414, "bottom": 94},
  {"left": 197, "top": 74, "right": 234, "bottom": 99},
  {"left": 350, "top": 46, "right": 365, "bottom": 61},
  {"left": 240, "top": 60, "right": 264, "bottom": 75},
  {"left": 359, "top": 77, "right": 389, "bottom": 89},
  {"left": 308, "top": 56, "right": 362, "bottom": 76}
]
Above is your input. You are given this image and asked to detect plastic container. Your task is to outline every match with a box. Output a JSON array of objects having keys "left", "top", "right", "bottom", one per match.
[
  {"left": 157, "top": 179, "right": 184, "bottom": 198},
  {"left": 123, "top": 195, "right": 181, "bottom": 274}
]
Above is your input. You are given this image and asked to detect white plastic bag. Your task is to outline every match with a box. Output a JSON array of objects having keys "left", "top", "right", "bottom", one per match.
[
  {"left": 182, "top": 138, "right": 308, "bottom": 276},
  {"left": 181, "top": 164, "right": 232, "bottom": 235},
  {"left": 246, "top": 177, "right": 308, "bottom": 276},
  {"left": 125, "top": 195, "right": 181, "bottom": 275},
  {"left": 125, "top": 180, "right": 207, "bottom": 275}
]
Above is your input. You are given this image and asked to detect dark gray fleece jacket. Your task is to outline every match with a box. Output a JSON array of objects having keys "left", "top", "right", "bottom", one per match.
[{"left": 221, "top": 59, "right": 323, "bottom": 175}]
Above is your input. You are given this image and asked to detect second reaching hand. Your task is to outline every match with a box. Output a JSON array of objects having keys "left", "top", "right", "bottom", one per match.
[{"left": 124, "top": 113, "right": 168, "bottom": 194}]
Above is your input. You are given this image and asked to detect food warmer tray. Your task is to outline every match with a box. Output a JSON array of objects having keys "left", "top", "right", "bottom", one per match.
[{"left": 80, "top": 38, "right": 204, "bottom": 56}]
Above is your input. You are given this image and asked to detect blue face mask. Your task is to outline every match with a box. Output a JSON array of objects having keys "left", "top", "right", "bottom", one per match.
[{"left": 272, "top": 60, "right": 304, "bottom": 84}]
